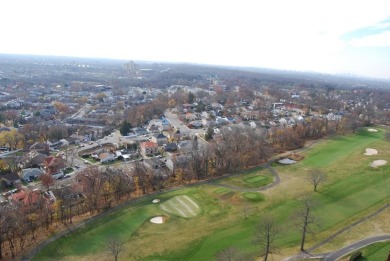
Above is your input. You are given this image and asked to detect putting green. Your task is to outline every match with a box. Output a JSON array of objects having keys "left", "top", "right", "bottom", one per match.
[
  {"left": 217, "top": 168, "right": 274, "bottom": 189},
  {"left": 245, "top": 175, "right": 266, "bottom": 183},
  {"left": 159, "top": 195, "right": 201, "bottom": 218},
  {"left": 243, "top": 192, "right": 265, "bottom": 202}
]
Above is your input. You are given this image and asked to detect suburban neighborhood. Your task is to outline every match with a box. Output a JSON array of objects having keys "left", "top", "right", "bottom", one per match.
[{"left": 0, "top": 55, "right": 389, "bottom": 260}]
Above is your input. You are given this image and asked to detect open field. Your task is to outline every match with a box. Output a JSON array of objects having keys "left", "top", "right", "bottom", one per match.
[{"left": 33, "top": 128, "right": 390, "bottom": 261}]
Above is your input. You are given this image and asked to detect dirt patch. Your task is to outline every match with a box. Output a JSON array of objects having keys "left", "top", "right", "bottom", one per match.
[
  {"left": 370, "top": 160, "right": 387, "bottom": 168},
  {"left": 364, "top": 148, "right": 378, "bottom": 156},
  {"left": 288, "top": 153, "right": 305, "bottom": 161}
]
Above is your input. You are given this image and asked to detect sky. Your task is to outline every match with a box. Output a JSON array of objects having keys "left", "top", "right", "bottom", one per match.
[{"left": 1, "top": 0, "right": 390, "bottom": 79}]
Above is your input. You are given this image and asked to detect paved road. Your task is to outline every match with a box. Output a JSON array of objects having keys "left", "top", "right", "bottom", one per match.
[
  {"left": 324, "top": 235, "right": 390, "bottom": 261},
  {"left": 164, "top": 109, "right": 208, "bottom": 147}
]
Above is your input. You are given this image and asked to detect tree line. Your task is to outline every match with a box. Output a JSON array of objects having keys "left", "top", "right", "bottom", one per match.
[{"left": 0, "top": 112, "right": 367, "bottom": 259}]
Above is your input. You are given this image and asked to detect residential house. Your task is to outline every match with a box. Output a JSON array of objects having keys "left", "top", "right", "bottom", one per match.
[
  {"left": 1, "top": 172, "right": 21, "bottom": 187},
  {"left": 151, "top": 133, "right": 168, "bottom": 146},
  {"left": 327, "top": 112, "right": 343, "bottom": 121},
  {"left": 59, "top": 139, "right": 70, "bottom": 146},
  {"left": 43, "top": 156, "right": 65, "bottom": 175},
  {"left": 177, "top": 140, "right": 194, "bottom": 153},
  {"left": 164, "top": 142, "right": 177, "bottom": 152},
  {"left": 189, "top": 120, "right": 203, "bottom": 128},
  {"left": 147, "top": 125, "right": 160, "bottom": 134},
  {"left": 279, "top": 118, "right": 288, "bottom": 127},
  {"left": 201, "top": 111, "right": 210, "bottom": 119},
  {"left": 144, "top": 158, "right": 163, "bottom": 170},
  {"left": 20, "top": 168, "right": 44, "bottom": 182},
  {"left": 182, "top": 103, "right": 194, "bottom": 112},
  {"left": 20, "top": 150, "right": 46, "bottom": 168},
  {"left": 133, "top": 127, "right": 149, "bottom": 136},
  {"left": 210, "top": 102, "right": 224, "bottom": 110},
  {"left": 65, "top": 136, "right": 78, "bottom": 145},
  {"left": 8, "top": 189, "right": 50, "bottom": 209},
  {"left": 241, "top": 110, "right": 260, "bottom": 121},
  {"left": 202, "top": 117, "right": 216, "bottom": 128},
  {"left": 140, "top": 141, "right": 159, "bottom": 156},
  {"left": 167, "top": 129, "right": 182, "bottom": 141},
  {"left": 99, "top": 152, "right": 116, "bottom": 163},
  {"left": 29, "top": 142, "right": 50, "bottom": 154},
  {"left": 216, "top": 116, "right": 229, "bottom": 125},
  {"left": 166, "top": 155, "right": 190, "bottom": 172},
  {"left": 185, "top": 113, "right": 198, "bottom": 121}
]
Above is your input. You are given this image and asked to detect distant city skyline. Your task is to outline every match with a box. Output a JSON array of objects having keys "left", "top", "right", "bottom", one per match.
[{"left": 1, "top": 0, "right": 390, "bottom": 79}]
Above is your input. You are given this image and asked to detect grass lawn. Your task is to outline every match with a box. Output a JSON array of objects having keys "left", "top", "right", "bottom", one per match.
[
  {"left": 216, "top": 167, "right": 274, "bottom": 188},
  {"left": 159, "top": 195, "right": 201, "bottom": 218},
  {"left": 34, "top": 128, "right": 390, "bottom": 261},
  {"left": 338, "top": 241, "right": 390, "bottom": 261},
  {"left": 356, "top": 241, "right": 390, "bottom": 260}
]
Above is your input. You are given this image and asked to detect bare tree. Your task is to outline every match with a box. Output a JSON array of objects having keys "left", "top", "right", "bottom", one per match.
[
  {"left": 255, "top": 214, "right": 279, "bottom": 261},
  {"left": 106, "top": 237, "right": 123, "bottom": 261},
  {"left": 63, "top": 145, "right": 79, "bottom": 167},
  {"left": 40, "top": 173, "right": 54, "bottom": 191},
  {"left": 306, "top": 169, "right": 327, "bottom": 192},
  {"left": 293, "top": 198, "right": 319, "bottom": 252},
  {"left": 0, "top": 205, "right": 12, "bottom": 259}
]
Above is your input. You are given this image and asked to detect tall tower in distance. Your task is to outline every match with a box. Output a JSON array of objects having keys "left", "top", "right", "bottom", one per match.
[{"left": 124, "top": 60, "right": 137, "bottom": 74}]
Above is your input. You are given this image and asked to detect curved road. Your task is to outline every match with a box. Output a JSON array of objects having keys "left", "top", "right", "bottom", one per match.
[{"left": 324, "top": 235, "right": 390, "bottom": 261}]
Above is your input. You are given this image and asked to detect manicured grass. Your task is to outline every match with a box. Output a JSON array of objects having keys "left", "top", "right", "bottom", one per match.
[
  {"left": 352, "top": 241, "right": 390, "bottom": 260},
  {"left": 242, "top": 192, "right": 265, "bottom": 202},
  {"left": 34, "top": 128, "right": 390, "bottom": 261},
  {"left": 159, "top": 195, "right": 201, "bottom": 218},
  {"left": 216, "top": 167, "right": 274, "bottom": 188},
  {"left": 299, "top": 128, "right": 383, "bottom": 169}
]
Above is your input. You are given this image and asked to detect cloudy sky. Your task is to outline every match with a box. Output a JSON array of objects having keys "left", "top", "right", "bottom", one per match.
[{"left": 1, "top": 0, "right": 390, "bottom": 79}]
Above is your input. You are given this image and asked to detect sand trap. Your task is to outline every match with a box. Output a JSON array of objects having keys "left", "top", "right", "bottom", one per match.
[
  {"left": 278, "top": 158, "right": 297, "bottom": 164},
  {"left": 368, "top": 128, "right": 378, "bottom": 132},
  {"left": 370, "top": 160, "right": 387, "bottom": 168},
  {"left": 364, "top": 148, "right": 378, "bottom": 156},
  {"left": 150, "top": 216, "right": 166, "bottom": 224},
  {"left": 152, "top": 199, "right": 160, "bottom": 203}
]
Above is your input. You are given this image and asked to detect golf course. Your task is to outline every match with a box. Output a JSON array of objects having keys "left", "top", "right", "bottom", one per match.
[{"left": 33, "top": 128, "right": 390, "bottom": 261}]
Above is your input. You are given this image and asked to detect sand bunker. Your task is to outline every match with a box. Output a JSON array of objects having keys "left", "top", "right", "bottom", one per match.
[
  {"left": 370, "top": 160, "right": 387, "bottom": 168},
  {"left": 364, "top": 148, "right": 378, "bottom": 156},
  {"left": 368, "top": 128, "right": 378, "bottom": 132},
  {"left": 152, "top": 199, "right": 160, "bottom": 203},
  {"left": 278, "top": 158, "right": 297, "bottom": 164},
  {"left": 150, "top": 216, "right": 166, "bottom": 224}
]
